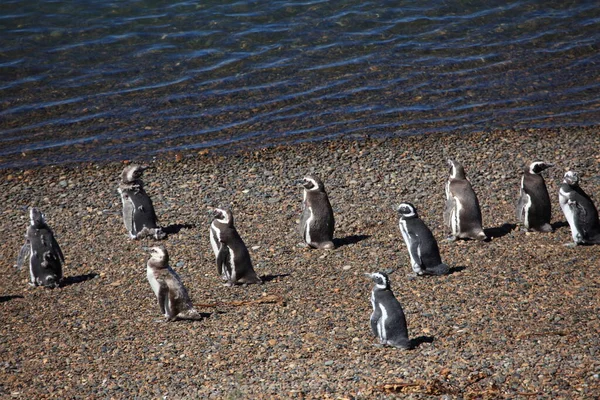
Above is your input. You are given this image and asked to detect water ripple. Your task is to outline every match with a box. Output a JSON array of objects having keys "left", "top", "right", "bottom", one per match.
[{"left": 0, "top": 0, "right": 598, "bottom": 168}]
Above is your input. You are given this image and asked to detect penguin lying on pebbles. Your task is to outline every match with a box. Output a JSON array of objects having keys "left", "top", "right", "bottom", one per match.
[
  {"left": 365, "top": 272, "right": 413, "bottom": 349},
  {"left": 299, "top": 175, "right": 335, "bottom": 249},
  {"left": 146, "top": 246, "right": 202, "bottom": 321},
  {"left": 559, "top": 171, "right": 600, "bottom": 246},
  {"left": 516, "top": 161, "right": 553, "bottom": 232},
  {"left": 16, "top": 207, "right": 64, "bottom": 288},
  {"left": 210, "top": 208, "right": 262, "bottom": 286},
  {"left": 397, "top": 203, "right": 449, "bottom": 276},
  {"left": 118, "top": 165, "right": 165, "bottom": 240},
  {"left": 444, "top": 159, "right": 487, "bottom": 241}
]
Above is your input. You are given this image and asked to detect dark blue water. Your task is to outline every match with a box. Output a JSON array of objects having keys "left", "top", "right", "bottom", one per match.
[{"left": 1, "top": 0, "right": 599, "bottom": 168}]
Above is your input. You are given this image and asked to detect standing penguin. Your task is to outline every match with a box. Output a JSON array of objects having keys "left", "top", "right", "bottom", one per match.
[
  {"left": 299, "top": 175, "right": 335, "bottom": 249},
  {"left": 118, "top": 165, "right": 165, "bottom": 240},
  {"left": 365, "top": 272, "right": 413, "bottom": 349},
  {"left": 558, "top": 171, "right": 600, "bottom": 246},
  {"left": 516, "top": 161, "right": 554, "bottom": 232},
  {"left": 16, "top": 208, "right": 64, "bottom": 288},
  {"left": 209, "top": 208, "right": 262, "bottom": 286},
  {"left": 397, "top": 203, "right": 450, "bottom": 276},
  {"left": 444, "top": 159, "right": 487, "bottom": 241},
  {"left": 146, "top": 246, "right": 203, "bottom": 321}
]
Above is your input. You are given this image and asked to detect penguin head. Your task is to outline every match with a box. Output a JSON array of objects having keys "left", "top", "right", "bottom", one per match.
[
  {"left": 29, "top": 207, "right": 46, "bottom": 228},
  {"left": 149, "top": 246, "right": 169, "bottom": 266},
  {"left": 365, "top": 272, "right": 391, "bottom": 290},
  {"left": 563, "top": 171, "right": 580, "bottom": 186},
  {"left": 212, "top": 208, "right": 233, "bottom": 226},
  {"left": 397, "top": 202, "right": 418, "bottom": 219},
  {"left": 121, "top": 164, "right": 150, "bottom": 183},
  {"left": 530, "top": 161, "right": 553, "bottom": 174},
  {"left": 301, "top": 175, "right": 325, "bottom": 192},
  {"left": 447, "top": 159, "right": 466, "bottom": 180}
]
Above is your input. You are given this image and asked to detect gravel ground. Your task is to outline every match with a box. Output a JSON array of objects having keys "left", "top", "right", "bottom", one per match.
[{"left": 1, "top": 127, "right": 599, "bottom": 399}]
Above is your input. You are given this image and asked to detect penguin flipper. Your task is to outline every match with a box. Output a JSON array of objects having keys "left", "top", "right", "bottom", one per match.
[
  {"left": 166, "top": 288, "right": 178, "bottom": 321},
  {"left": 51, "top": 236, "right": 65, "bottom": 264},
  {"left": 216, "top": 243, "right": 230, "bottom": 277},
  {"left": 157, "top": 280, "right": 168, "bottom": 316},
  {"left": 370, "top": 312, "right": 381, "bottom": 338},
  {"left": 15, "top": 241, "right": 30, "bottom": 270}
]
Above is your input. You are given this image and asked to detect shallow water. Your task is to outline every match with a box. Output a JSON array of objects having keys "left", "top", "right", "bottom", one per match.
[{"left": 1, "top": 0, "right": 599, "bottom": 168}]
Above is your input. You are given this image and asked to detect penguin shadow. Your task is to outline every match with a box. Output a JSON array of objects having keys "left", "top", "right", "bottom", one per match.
[
  {"left": 163, "top": 223, "right": 194, "bottom": 235},
  {"left": 484, "top": 223, "right": 517, "bottom": 240},
  {"left": 551, "top": 221, "right": 569, "bottom": 230},
  {"left": 447, "top": 266, "right": 467, "bottom": 275},
  {"left": 260, "top": 273, "right": 291, "bottom": 283},
  {"left": 0, "top": 295, "right": 24, "bottom": 303},
  {"left": 409, "top": 335, "right": 435, "bottom": 348},
  {"left": 61, "top": 273, "right": 99, "bottom": 287},
  {"left": 333, "top": 234, "right": 371, "bottom": 248}
]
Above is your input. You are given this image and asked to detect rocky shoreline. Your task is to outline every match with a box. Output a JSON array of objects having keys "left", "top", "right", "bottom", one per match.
[{"left": 1, "top": 127, "right": 599, "bottom": 399}]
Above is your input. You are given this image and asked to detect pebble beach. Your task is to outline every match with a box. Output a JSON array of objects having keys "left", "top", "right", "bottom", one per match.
[{"left": 1, "top": 127, "right": 599, "bottom": 399}]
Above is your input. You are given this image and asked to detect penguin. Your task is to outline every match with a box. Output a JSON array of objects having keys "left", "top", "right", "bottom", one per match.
[
  {"left": 365, "top": 272, "right": 413, "bottom": 349},
  {"left": 444, "top": 159, "right": 487, "bottom": 241},
  {"left": 15, "top": 207, "right": 64, "bottom": 288},
  {"left": 299, "top": 175, "right": 335, "bottom": 249},
  {"left": 397, "top": 202, "right": 450, "bottom": 276},
  {"left": 146, "top": 246, "right": 203, "bottom": 321},
  {"left": 516, "top": 161, "right": 554, "bottom": 232},
  {"left": 209, "top": 208, "right": 262, "bottom": 286},
  {"left": 558, "top": 171, "right": 600, "bottom": 246},
  {"left": 117, "top": 164, "right": 165, "bottom": 240}
]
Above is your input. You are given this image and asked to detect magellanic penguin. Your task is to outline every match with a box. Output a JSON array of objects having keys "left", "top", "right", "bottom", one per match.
[
  {"left": 146, "top": 246, "right": 203, "bottom": 321},
  {"left": 299, "top": 175, "right": 335, "bottom": 249},
  {"left": 118, "top": 165, "right": 166, "bottom": 240},
  {"left": 209, "top": 208, "right": 262, "bottom": 286},
  {"left": 516, "top": 161, "right": 554, "bottom": 232},
  {"left": 444, "top": 159, "right": 487, "bottom": 241},
  {"left": 397, "top": 203, "right": 450, "bottom": 276},
  {"left": 16, "top": 207, "right": 64, "bottom": 288},
  {"left": 558, "top": 171, "right": 600, "bottom": 246},
  {"left": 365, "top": 272, "right": 413, "bottom": 350}
]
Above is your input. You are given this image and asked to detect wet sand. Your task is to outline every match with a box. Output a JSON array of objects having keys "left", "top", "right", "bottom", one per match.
[{"left": 1, "top": 127, "right": 599, "bottom": 398}]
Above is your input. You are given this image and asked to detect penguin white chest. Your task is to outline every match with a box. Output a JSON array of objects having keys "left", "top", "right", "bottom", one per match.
[
  {"left": 305, "top": 206, "right": 315, "bottom": 244},
  {"left": 451, "top": 196, "right": 462, "bottom": 234},
  {"left": 559, "top": 189, "right": 580, "bottom": 241},
  {"left": 209, "top": 224, "right": 221, "bottom": 258},
  {"left": 146, "top": 267, "right": 160, "bottom": 297},
  {"left": 377, "top": 303, "right": 389, "bottom": 341},
  {"left": 399, "top": 220, "right": 419, "bottom": 266}
]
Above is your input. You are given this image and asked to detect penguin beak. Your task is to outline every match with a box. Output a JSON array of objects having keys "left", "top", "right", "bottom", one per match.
[{"left": 364, "top": 272, "right": 374, "bottom": 279}]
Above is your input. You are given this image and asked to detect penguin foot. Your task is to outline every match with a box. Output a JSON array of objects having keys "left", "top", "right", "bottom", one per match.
[
  {"left": 297, "top": 242, "right": 310, "bottom": 248},
  {"left": 445, "top": 235, "right": 457, "bottom": 242},
  {"left": 153, "top": 229, "right": 166, "bottom": 240},
  {"left": 537, "top": 224, "right": 553, "bottom": 233},
  {"left": 318, "top": 241, "right": 335, "bottom": 250},
  {"left": 563, "top": 242, "right": 578, "bottom": 248}
]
